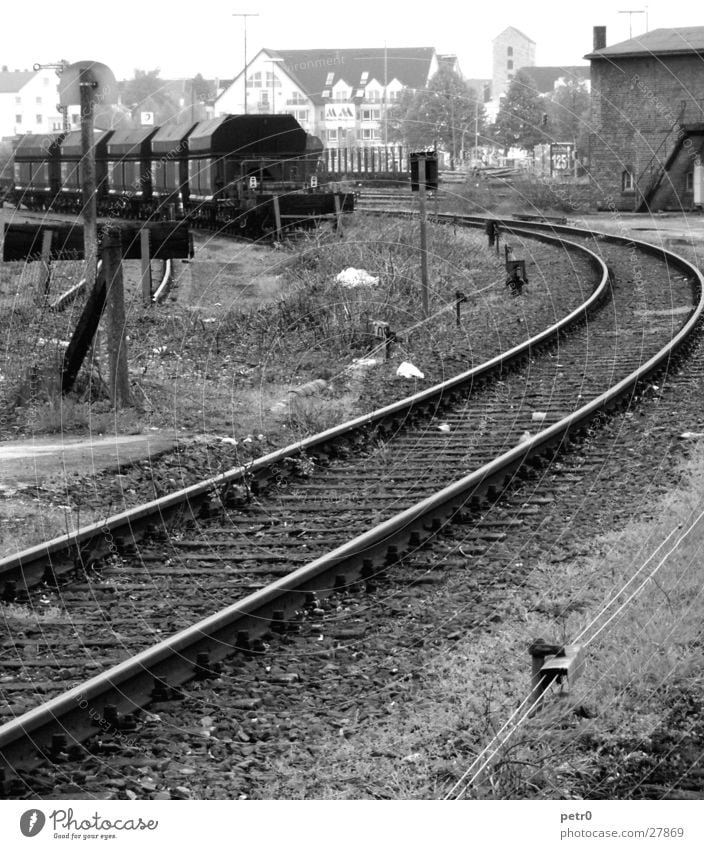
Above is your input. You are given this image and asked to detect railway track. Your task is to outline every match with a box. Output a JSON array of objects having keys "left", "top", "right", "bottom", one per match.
[{"left": 1, "top": 214, "right": 702, "bottom": 797}]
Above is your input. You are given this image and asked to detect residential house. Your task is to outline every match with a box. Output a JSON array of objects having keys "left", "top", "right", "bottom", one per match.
[
  {"left": 215, "top": 47, "right": 439, "bottom": 148},
  {"left": 0, "top": 67, "right": 72, "bottom": 138}
]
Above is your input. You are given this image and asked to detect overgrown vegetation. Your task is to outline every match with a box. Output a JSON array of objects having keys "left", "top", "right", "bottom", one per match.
[
  {"left": 452, "top": 174, "right": 592, "bottom": 217},
  {"left": 1, "top": 220, "right": 514, "bottom": 441}
]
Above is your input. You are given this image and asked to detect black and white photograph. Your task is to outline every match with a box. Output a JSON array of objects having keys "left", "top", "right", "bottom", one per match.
[{"left": 0, "top": 0, "right": 703, "bottom": 843}]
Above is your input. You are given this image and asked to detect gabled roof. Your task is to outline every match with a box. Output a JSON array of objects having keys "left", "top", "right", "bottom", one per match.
[
  {"left": 0, "top": 70, "right": 37, "bottom": 93},
  {"left": 493, "top": 26, "right": 535, "bottom": 44},
  {"left": 585, "top": 26, "right": 704, "bottom": 59},
  {"left": 520, "top": 66, "right": 589, "bottom": 93},
  {"left": 257, "top": 47, "right": 436, "bottom": 104}
]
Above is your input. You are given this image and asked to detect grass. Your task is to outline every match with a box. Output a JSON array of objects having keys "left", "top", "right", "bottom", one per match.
[
  {"left": 1, "top": 218, "right": 506, "bottom": 441},
  {"left": 455, "top": 445, "right": 704, "bottom": 799},
  {"left": 229, "top": 444, "right": 704, "bottom": 800}
]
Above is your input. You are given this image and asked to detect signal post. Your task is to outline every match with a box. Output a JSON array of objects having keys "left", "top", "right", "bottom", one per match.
[{"left": 410, "top": 151, "right": 438, "bottom": 318}]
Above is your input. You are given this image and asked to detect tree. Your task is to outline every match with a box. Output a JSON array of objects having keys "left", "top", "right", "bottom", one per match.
[
  {"left": 192, "top": 73, "right": 214, "bottom": 104},
  {"left": 493, "top": 69, "right": 547, "bottom": 154},
  {"left": 122, "top": 69, "right": 178, "bottom": 125},
  {"left": 388, "top": 67, "right": 485, "bottom": 167},
  {"left": 546, "top": 80, "right": 590, "bottom": 156}
]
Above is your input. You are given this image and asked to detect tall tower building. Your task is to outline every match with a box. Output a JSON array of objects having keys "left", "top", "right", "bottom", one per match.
[{"left": 492, "top": 26, "right": 536, "bottom": 100}]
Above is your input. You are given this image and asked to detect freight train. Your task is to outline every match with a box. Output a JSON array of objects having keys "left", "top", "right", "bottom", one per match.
[{"left": 7, "top": 114, "right": 353, "bottom": 236}]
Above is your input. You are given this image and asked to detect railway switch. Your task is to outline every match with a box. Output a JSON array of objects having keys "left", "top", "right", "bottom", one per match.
[
  {"left": 372, "top": 320, "right": 398, "bottom": 359},
  {"left": 506, "top": 260, "right": 528, "bottom": 296},
  {"left": 528, "top": 639, "right": 585, "bottom": 713},
  {"left": 455, "top": 290, "right": 468, "bottom": 325},
  {"left": 540, "top": 644, "right": 585, "bottom": 690}
]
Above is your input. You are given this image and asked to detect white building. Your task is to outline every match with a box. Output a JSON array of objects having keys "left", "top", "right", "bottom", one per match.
[
  {"left": 0, "top": 68, "right": 79, "bottom": 138},
  {"left": 215, "top": 47, "right": 439, "bottom": 148}
]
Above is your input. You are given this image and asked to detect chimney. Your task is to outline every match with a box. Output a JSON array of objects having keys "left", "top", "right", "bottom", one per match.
[{"left": 593, "top": 26, "right": 607, "bottom": 51}]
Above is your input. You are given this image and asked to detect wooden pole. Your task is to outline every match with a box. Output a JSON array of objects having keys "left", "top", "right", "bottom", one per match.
[
  {"left": 79, "top": 69, "right": 98, "bottom": 291},
  {"left": 418, "top": 157, "right": 429, "bottom": 318},
  {"left": 0, "top": 205, "right": 5, "bottom": 263},
  {"left": 140, "top": 228, "right": 152, "bottom": 305},
  {"left": 101, "top": 230, "right": 131, "bottom": 408},
  {"left": 38, "top": 229, "right": 53, "bottom": 300},
  {"left": 272, "top": 195, "right": 282, "bottom": 241},
  {"left": 334, "top": 193, "right": 342, "bottom": 235}
]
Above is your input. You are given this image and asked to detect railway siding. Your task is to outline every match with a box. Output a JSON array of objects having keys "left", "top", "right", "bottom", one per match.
[{"left": 1, "top": 216, "right": 702, "bottom": 798}]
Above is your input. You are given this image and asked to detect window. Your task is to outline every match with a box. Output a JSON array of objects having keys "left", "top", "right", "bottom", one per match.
[
  {"left": 507, "top": 73, "right": 513, "bottom": 81},
  {"left": 507, "top": 46, "right": 513, "bottom": 56},
  {"left": 260, "top": 91, "right": 269, "bottom": 105},
  {"left": 36, "top": 96, "right": 42, "bottom": 104},
  {"left": 15, "top": 96, "right": 21, "bottom": 105},
  {"left": 327, "top": 128, "right": 338, "bottom": 141},
  {"left": 36, "top": 114, "right": 42, "bottom": 124},
  {"left": 289, "top": 91, "right": 307, "bottom": 104},
  {"left": 293, "top": 109, "right": 308, "bottom": 122},
  {"left": 43, "top": 76, "right": 50, "bottom": 86},
  {"left": 247, "top": 71, "right": 262, "bottom": 88},
  {"left": 321, "top": 88, "right": 331, "bottom": 98},
  {"left": 325, "top": 72, "right": 335, "bottom": 86},
  {"left": 622, "top": 170, "right": 634, "bottom": 192},
  {"left": 507, "top": 60, "right": 513, "bottom": 70},
  {"left": 360, "top": 71, "right": 369, "bottom": 84},
  {"left": 15, "top": 114, "right": 22, "bottom": 124},
  {"left": 686, "top": 171, "right": 694, "bottom": 192},
  {"left": 362, "top": 108, "right": 380, "bottom": 121},
  {"left": 265, "top": 71, "right": 281, "bottom": 87}
]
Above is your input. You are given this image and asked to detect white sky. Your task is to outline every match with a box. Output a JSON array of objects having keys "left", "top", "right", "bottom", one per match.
[{"left": 4, "top": 0, "right": 704, "bottom": 82}]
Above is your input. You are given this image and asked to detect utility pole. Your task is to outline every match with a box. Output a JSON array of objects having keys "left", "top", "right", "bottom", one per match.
[
  {"left": 233, "top": 12, "right": 259, "bottom": 114},
  {"left": 474, "top": 97, "right": 479, "bottom": 162},
  {"left": 383, "top": 42, "right": 388, "bottom": 148},
  {"left": 79, "top": 67, "right": 99, "bottom": 291}
]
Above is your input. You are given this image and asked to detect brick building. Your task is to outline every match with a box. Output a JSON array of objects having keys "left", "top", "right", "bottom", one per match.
[{"left": 586, "top": 26, "right": 704, "bottom": 211}]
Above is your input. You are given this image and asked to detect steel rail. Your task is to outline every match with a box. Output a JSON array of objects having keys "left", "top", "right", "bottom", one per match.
[
  {"left": 0, "top": 225, "right": 609, "bottom": 591},
  {"left": 3, "top": 221, "right": 700, "bottom": 778}
]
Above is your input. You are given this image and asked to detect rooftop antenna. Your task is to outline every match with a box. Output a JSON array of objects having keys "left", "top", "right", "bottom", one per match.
[
  {"left": 233, "top": 12, "right": 259, "bottom": 114},
  {"left": 618, "top": 9, "right": 645, "bottom": 39}
]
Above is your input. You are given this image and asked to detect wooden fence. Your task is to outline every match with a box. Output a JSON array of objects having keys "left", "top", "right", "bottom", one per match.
[{"left": 320, "top": 146, "right": 410, "bottom": 180}]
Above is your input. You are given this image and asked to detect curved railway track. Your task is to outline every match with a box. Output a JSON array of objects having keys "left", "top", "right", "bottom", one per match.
[{"left": 1, "top": 213, "right": 702, "bottom": 797}]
